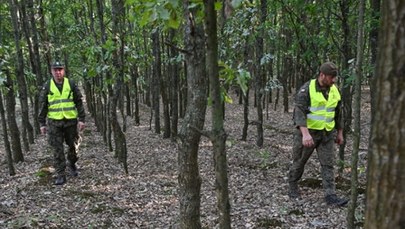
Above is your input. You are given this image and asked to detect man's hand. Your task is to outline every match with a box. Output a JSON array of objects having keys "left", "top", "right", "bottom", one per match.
[
  {"left": 335, "top": 128, "right": 344, "bottom": 145},
  {"left": 40, "top": 126, "right": 47, "bottom": 135},
  {"left": 299, "top": 126, "right": 314, "bottom": 148},
  {"left": 78, "top": 121, "right": 85, "bottom": 131}
]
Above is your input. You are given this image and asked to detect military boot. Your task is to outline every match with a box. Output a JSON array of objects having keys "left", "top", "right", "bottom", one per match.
[
  {"left": 288, "top": 182, "right": 301, "bottom": 199},
  {"left": 325, "top": 194, "right": 349, "bottom": 206},
  {"left": 54, "top": 175, "right": 66, "bottom": 185},
  {"left": 68, "top": 162, "right": 78, "bottom": 177}
]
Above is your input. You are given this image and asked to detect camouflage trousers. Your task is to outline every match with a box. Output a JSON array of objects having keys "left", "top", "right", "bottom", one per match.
[
  {"left": 288, "top": 128, "right": 337, "bottom": 196},
  {"left": 47, "top": 119, "right": 80, "bottom": 175}
]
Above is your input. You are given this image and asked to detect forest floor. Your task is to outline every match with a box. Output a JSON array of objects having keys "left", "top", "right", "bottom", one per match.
[{"left": 0, "top": 89, "right": 371, "bottom": 229}]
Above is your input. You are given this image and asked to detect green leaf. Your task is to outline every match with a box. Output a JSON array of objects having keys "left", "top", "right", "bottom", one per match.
[
  {"left": 215, "top": 1, "right": 222, "bottom": 11},
  {"left": 157, "top": 6, "right": 170, "bottom": 20},
  {"left": 167, "top": 17, "right": 180, "bottom": 29}
]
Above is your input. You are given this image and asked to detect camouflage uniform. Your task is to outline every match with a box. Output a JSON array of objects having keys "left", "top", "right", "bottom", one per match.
[
  {"left": 289, "top": 80, "right": 343, "bottom": 197},
  {"left": 38, "top": 78, "right": 85, "bottom": 176}
]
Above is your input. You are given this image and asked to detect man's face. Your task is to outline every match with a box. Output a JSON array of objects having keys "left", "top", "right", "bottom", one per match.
[
  {"left": 51, "top": 67, "right": 65, "bottom": 83},
  {"left": 319, "top": 73, "right": 337, "bottom": 88}
]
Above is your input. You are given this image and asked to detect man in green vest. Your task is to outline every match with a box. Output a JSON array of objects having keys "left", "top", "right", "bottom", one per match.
[
  {"left": 288, "top": 61, "right": 348, "bottom": 206},
  {"left": 38, "top": 61, "right": 86, "bottom": 185}
]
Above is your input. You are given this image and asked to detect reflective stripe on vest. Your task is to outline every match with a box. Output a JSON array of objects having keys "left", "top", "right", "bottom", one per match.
[
  {"left": 307, "top": 79, "right": 341, "bottom": 131},
  {"left": 47, "top": 78, "right": 78, "bottom": 120}
]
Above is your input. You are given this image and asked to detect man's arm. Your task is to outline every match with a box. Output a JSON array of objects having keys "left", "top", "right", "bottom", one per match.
[
  {"left": 38, "top": 81, "right": 49, "bottom": 134},
  {"left": 70, "top": 79, "right": 85, "bottom": 123},
  {"left": 293, "top": 82, "right": 314, "bottom": 147}
]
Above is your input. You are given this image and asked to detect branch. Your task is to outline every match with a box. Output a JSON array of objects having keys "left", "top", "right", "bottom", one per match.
[{"left": 164, "top": 41, "right": 191, "bottom": 55}]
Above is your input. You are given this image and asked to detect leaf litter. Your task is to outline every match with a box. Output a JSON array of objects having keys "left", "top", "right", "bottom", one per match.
[{"left": 0, "top": 92, "right": 370, "bottom": 228}]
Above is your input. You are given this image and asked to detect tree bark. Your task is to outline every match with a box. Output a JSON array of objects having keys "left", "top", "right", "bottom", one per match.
[
  {"left": 0, "top": 89, "right": 15, "bottom": 175},
  {"left": 9, "top": 0, "right": 33, "bottom": 152},
  {"left": 4, "top": 69, "right": 24, "bottom": 163},
  {"left": 365, "top": 1, "right": 405, "bottom": 228},
  {"left": 110, "top": 0, "right": 128, "bottom": 174},
  {"left": 368, "top": 0, "right": 381, "bottom": 127},
  {"left": 338, "top": 0, "right": 354, "bottom": 174},
  {"left": 178, "top": 1, "right": 207, "bottom": 228},
  {"left": 255, "top": 0, "right": 267, "bottom": 147},
  {"left": 347, "top": 0, "right": 365, "bottom": 227},
  {"left": 204, "top": 0, "right": 231, "bottom": 228},
  {"left": 152, "top": 30, "right": 161, "bottom": 134},
  {"left": 168, "top": 29, "right": 179, "bottom": 139}
]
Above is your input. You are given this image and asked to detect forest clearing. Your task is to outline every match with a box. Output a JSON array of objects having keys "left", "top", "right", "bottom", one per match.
[{"left": 0, "top": 90, "right": 370, "bottom": 228}]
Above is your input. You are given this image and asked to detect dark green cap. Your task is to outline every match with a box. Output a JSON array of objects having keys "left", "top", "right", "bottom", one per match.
[{"left": 51, "top": 61, "right": 64, "bottom": 69}]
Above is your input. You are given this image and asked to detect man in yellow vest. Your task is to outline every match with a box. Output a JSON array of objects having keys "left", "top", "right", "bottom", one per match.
[
  {"left": 288, "top": 62, "right": 348, "bottom": 206},
  {"left": 38, "top": 61, "right": 86, "bottom": 185}
]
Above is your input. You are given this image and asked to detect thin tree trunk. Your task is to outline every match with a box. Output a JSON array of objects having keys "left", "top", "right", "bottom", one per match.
[
  {"left": 338, "top": 0, "right": 354, "bottom": 174},
  {"left": 205, "top": 0, "right": 231, "bottom": 227},
  {"left": 168, "top": 29, "right": 179, "bottom": 139},
  {"left": 0, "top": 89, "right": 15, "bottom": 176},
  {"left": 152, "top": 30, "right": 161, "bottom": 134},
  {"left": 178, "top": 1, "right": 207, "bottom": 227},
  {"left": 255, "top": 0, "right": 267, "bottom": 147},
  {"left": 9, "top": 0, "right": 33, "bottom": 152},
  {"left": 161, "top": 34, "right": 170, "bottom": 138},
  {"left": 368, "top": 0, "right": 380, "bottom": 129},
  {"left": 365, "top": 1, "right": 405, "bottom": 228},
  {"left": 347, "top": 0, "right": 364, "bottom": 227},
  {"left": 4, "top": 70, "right": 24, "bottom": 163},
  {"left": 20, "top": 0, "right": 41, "bottom": 137},
  {"left": 111, "top": 0, "right": 128, "bottom": 173},
  {"left": 96, "top": 0, "right": 109, "bottom": 147}
]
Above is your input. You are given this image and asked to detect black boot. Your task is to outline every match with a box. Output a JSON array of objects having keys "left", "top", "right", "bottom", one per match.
[
  {"left": 68, "top": 163, "right": 78, "bottom": 177},
  {"left": 325, "top": 194, "right": 349, "bottom": 206},
  {"left": 54, "top": 175, "right": 66, "bottom": 185},
  {"left": 288, "top": 182, "right": 301, "bottom": 199}
]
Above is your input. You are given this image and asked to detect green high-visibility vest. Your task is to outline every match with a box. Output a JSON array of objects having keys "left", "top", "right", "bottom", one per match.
[
  {"left": 307, "top": 79, "right": 341, "bottom": 131},
  {"left": 47, "top": 78, "right": 78, "bottom": 120}
]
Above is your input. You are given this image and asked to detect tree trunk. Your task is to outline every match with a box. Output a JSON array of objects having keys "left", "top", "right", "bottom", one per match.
[
  {"left": 110, "top": 0, "right": 128, "bottom": 173},
  {"left": 347, "top": 0, "right": 364, "bottom": 227},
  {"left": 338, "top": 0, "right": 354, "bottom": 174},
  {"left": 161, "top": 34, "right": 170, "bottom": 138},
  {"left": 95, "top": 0, "right": 109, "bottom": 147},
  {"left": 9, "top": 0, "right": 33, "bottom": 152},
  {"left": 178, "top": 1, "right": 207, "bottom": 228},
  {"left": 4, "top": 70, "right": 24, "bottom": 163},
  {"left": 365, "top": 1, "right": 405, "bottom": 228},
  {"left": 168, "top": 29, "right": 179, "bottom": 139},
  {"left": 0, "top": 89, "right": 15, "bottom": 176},
  {"left": 368, "top": 0, "right": 380, "bottom": 129},
  {"left": 255, "top": 0, "right": 267, "bottom": 147},
  {"left": 152, "top": 30, "right": 161, "bottom": 134},
  {"left": 20, "top": 0, "right": 42, "bottom": 136},
  {"left": 205, "top": 0, "right": 231, "bottom": 228}
]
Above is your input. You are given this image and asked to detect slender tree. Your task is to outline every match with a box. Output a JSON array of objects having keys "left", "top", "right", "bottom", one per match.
[
  {"left": 4, "top": 69, "right": 23, "bottom": 163},
  {"left": 8, "top": 0, "right": 34, "bottom": 152},
  {"left": 204, "top": 0, "right": 231, "bottom": 227},
  {"left": 177, "top": 1, "right": 207, "bottom": 227},
  {"left": 347, "top": 0, "right": 365, "bottom": 227},
  {"left": 151, "top": 29, "right": 161, "bottom": 134},
  {"left": 0, "top": 88, "right": 15, "bottom": 175},
  {"left": 110, "top": 0, "right": 128, "bottom": 173},
  {"left": 254, "top": 0, "right": 267, "bottom": 147}
]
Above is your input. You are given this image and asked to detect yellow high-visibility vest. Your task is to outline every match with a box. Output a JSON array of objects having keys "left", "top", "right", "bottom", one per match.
[
  {"left": 47, "top": 78, "right": 78, "bottom": 120},
  {"left": 307, "top": 79, "right": 341, "bottom": 131}
]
